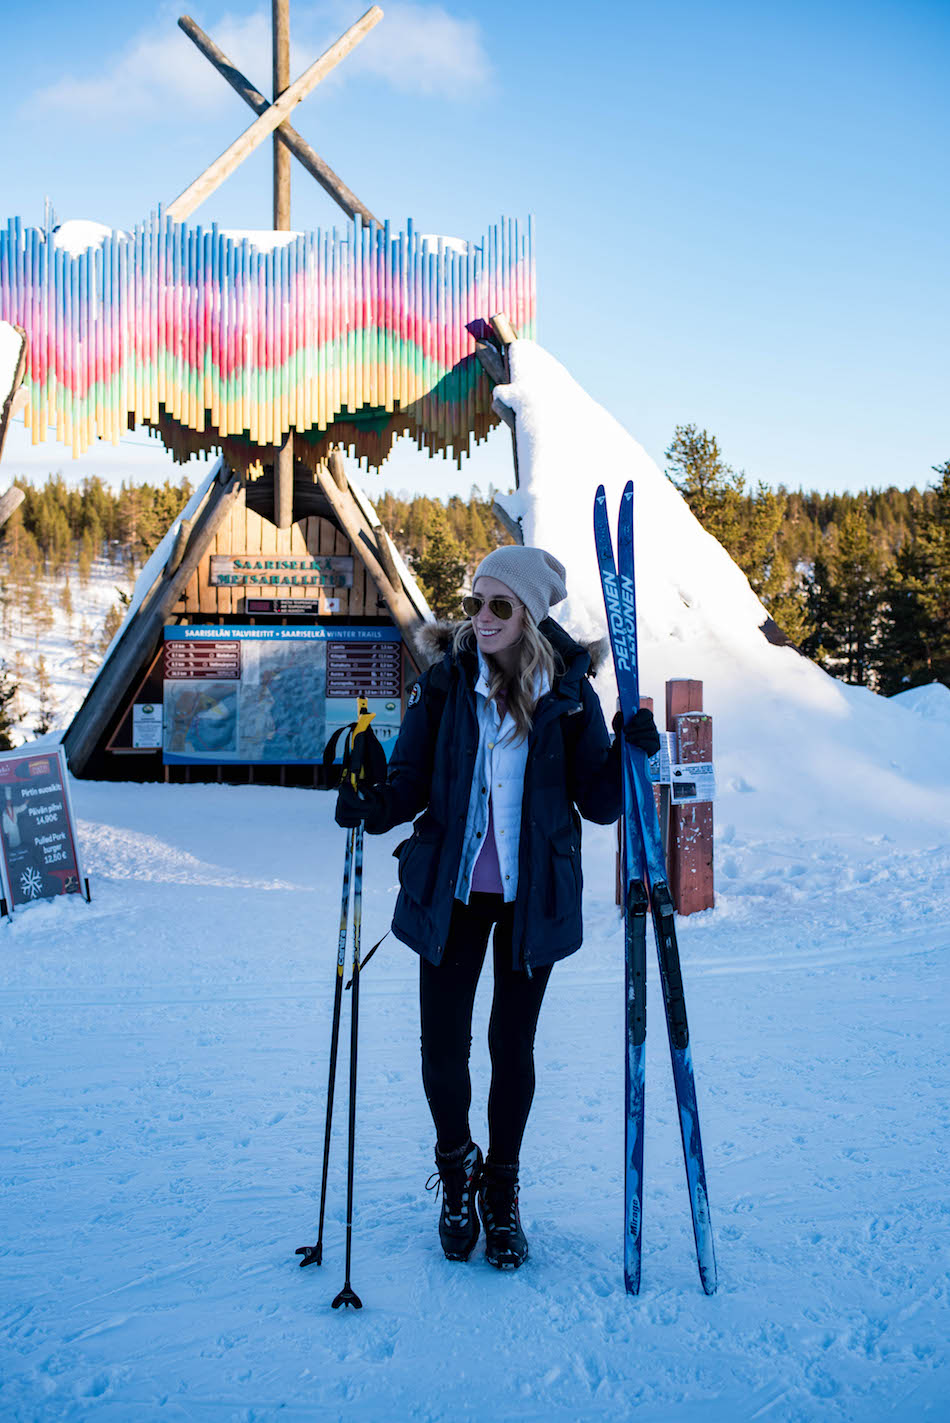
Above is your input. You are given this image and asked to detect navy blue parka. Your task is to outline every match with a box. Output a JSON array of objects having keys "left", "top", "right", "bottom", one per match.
[{"left": 365, "top": 618, "right": 622, "bottom": 973}]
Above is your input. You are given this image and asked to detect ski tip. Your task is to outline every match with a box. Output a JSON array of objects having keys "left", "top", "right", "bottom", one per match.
[
  {"left": 595, "top": 484, "right": 606, "bottom": 504},
  {"left": 622, "top": 479, "right": 634, "bottom": 498}
]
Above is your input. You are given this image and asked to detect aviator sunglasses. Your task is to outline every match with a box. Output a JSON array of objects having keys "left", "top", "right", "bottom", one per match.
[{"left": 461, "top": 594, "right": 523, "bottom": 621}]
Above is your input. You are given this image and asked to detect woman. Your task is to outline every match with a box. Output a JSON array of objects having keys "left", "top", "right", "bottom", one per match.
[{"left": 336, "top": 545, "right": 659, "bottom": 1269}]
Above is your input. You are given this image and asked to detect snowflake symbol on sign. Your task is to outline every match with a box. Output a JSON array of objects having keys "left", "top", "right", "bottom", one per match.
[{"left": 20, "top": 867, "right": 44, "bottom": 899}]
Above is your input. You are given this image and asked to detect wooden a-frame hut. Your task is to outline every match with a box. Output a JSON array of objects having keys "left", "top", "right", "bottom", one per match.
[{"left": 62, "top": 449, "right": 431, "bottom": 784}]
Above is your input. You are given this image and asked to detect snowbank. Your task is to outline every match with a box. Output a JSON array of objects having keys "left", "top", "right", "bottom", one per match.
[
  {"left": 494, "top": 340, "right": 950, "bottom": 843},
  {"left": 892, "top": 681, "right": 950, "bottom": 723},
  {"left": 0, "top": 320, "right": 25, "bottom": 403}
]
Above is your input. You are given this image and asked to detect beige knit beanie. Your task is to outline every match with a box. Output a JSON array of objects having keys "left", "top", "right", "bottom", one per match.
[{"left": 472, "top": 545, "right": 568, "bottom": 625}]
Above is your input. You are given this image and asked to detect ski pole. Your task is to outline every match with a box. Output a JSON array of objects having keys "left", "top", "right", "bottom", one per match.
[
  {"left": 332, "top": 821, "right": 364, "bottom": 1310},
  {"left": 296, "top": 825, "right": 354, "bottom": 1270}
]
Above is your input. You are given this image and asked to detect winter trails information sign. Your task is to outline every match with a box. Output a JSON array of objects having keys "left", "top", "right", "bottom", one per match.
[
  {"left": 0, "top": 747, "right": 87, "bottom": 912},
  {"left": 162, "top": 625, "right": 403, "bottom": 765}
]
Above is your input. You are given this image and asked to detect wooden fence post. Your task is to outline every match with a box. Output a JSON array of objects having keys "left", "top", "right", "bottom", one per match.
[{"left": 666, "top": 680, "right": 714, "bottom": 915}]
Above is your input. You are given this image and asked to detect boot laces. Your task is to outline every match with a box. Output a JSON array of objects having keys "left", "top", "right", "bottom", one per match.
[
  {"left": 483, "top": 1181, "right": 519, "bottom": 1235},
  {"left": 427, "top": 1153, "right": 477, "bottom": 1224}
]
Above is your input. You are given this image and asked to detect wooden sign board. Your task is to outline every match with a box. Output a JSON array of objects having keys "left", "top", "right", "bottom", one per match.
[
  {"left": 0, "top": 747, "right": 88, "bottom": 913},
  {"left": 209, "top": 554, "right": 353, "bottom": 588}
]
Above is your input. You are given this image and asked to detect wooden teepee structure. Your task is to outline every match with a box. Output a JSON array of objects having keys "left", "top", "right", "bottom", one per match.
[{"left": 44, "top": 3, "right": 526, "bottom": 783}]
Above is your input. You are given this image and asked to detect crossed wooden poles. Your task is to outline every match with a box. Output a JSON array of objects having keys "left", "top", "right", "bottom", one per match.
[
  {"left": 169, "top": 5, "right": 383, "bottom": 525},
  {"left": 169, "top": 7, "right": 381, "bottom": 226}
]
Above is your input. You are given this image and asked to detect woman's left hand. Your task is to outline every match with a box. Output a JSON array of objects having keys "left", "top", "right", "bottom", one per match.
[{"left": 612, "top": 707, "right": 661, "bottom": 758}]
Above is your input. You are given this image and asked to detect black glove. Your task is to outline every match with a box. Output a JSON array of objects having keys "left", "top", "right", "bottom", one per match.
[
  {"left": 612, "top": 707, "right": 661, "bottom": 758},
  {"left": 335, "top": 781, "right": 385, "bottom": 830}
]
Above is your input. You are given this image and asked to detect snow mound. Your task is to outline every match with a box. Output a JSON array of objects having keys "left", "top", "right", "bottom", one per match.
[
  {"left": 494, "top": 340, "right": 950, "bottom": 844},
  {"left": 219, "top": 229, "right": 303, "bottom": 251},
  {"left": 0, "top": 320, "right": 25, "bottom": 402},
  {"left": 892, "top": 682, "right": 950, "bottom": 723},
  {"left": 51, "top": 219, "right": 125, "bottom": 256}
]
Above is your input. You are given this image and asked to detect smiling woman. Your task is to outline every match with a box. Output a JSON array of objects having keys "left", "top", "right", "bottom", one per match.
[{"left": 334, "top": 541, "right": 660, "bottom": 1270}]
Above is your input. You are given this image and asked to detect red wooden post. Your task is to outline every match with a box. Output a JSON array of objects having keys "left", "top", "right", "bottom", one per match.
[{"left": 666, "top": 680, "right": 714, "bottom": 915}]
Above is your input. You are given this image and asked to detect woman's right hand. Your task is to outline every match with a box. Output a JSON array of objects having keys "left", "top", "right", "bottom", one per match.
[{"left": 335, "top": 781, "right": 384, "bottom": 829}]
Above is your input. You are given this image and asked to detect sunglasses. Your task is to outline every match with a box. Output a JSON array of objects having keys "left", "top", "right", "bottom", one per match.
[{"left": 462, "top": 594, "right": 523, "bottom": 621}]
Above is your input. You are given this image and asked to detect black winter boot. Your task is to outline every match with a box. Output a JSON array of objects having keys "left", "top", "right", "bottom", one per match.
[
  {"left": 478, "top": 1161, "right": 528, "bottom": 1269},
  {"left": 427, "top": 1140, "right": 483, "bottom": 1261}
]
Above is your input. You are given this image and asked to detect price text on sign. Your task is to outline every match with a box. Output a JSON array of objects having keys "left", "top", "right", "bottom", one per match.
[{"left": 0, "top": 748, "right": 86, "bottom": 910}]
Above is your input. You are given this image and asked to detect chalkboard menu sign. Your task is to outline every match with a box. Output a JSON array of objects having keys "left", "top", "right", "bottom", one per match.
[{"left": 0, "top": 748, "right": 87, "bottom": 912}]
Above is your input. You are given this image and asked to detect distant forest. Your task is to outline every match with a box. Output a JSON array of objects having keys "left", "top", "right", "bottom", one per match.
[{"left": 0, "top": 422, "right": 947, "bottom": 744}]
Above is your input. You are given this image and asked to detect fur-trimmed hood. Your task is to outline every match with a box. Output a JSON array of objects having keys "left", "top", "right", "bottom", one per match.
[{"left": 412, "top": 616, "right": 609, "bottom": 678}]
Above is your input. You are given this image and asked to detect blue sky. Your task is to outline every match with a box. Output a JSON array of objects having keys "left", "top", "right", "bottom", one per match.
[{"left": 2, "top": 0, "right": 948, "bottom": 497}]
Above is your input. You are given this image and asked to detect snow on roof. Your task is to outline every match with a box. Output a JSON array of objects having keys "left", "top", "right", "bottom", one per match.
[
  {"left": 420, "top": 234, "right": 471, "bottom": 255},
  {"left": 44, "top": 225, "right": 473, "bottom": 257},
  {"left": 51, "top": 220, "right": 126, "bottom": 256},
  {"left": 496, "top": 339, "right": 950, "bottom": 841},
  {"left": 218, "top": 230, "right": 304, "bottom": 251}
]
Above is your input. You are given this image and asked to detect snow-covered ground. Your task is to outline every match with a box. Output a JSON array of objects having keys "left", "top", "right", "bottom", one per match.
[
  {"left": 0, "top": 554, "right": 134, "bottom": 745},
  {"left": 1, "top": 774, "right": 948, "bottom": 1421},
  {"left": 1, "top": 337, "right": 948, "bottom": 1419}
]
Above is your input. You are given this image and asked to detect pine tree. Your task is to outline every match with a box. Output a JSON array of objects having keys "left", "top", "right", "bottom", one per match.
[
  {"left": 915, "top": 461, "right": 950, "bottom": 681},
  {"left": 762, "top": 549, "right": 813, "bottom": 647},
  {"left": 804, "top": 507, "right": 883, "bottom": 685},
  {"left": 878, "top": 461, "right": 950, "bottom": 692},
  {"left": 59, "top": 578, "right": 74, "bottom": 626},
  {"left": 78, "top": 527, "right": 97, "bottom": 586},
  {"left": 835, "top": 509, "right": 884, "bottom": 685},
  {"left": 33, "top": 578, "right": 56, "bottom": 645},
  {"left": 98, "top": 601, "right": 125, "bottom": 655},
  {"left": 0, "top": 661, "right": 17, "bottom": 751},
  {"left": 75, "top": 617, "right": 97, "bottom": 675},
  {"left": 877, "top": 540, "right": 934, "bottom": 695},
  {"left": 665, "top": 425, "right": 810, "bottom": 643},
  {"left": 33, "top": 656, "right": 57, "bottom": 737},
  {"left": 665, "top": 425, "right": 745, "bottom": 537},
  {"left": 412, "top": 507, "right": 467, "bottom": 620},
  {"left": 11, "top": 649, "right": 27, "bottom": 726}
]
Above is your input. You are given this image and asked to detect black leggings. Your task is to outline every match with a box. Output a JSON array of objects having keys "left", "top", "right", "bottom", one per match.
[{"left": 419, "top": 893, "right": 553, "bottom": 1165}]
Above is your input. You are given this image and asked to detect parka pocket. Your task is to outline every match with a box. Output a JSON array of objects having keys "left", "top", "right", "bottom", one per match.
[
  {"left": 397, "top": 827, "right": 443, "bottom": 906},
  {"left": 547, "top": 828, "right": 582, "bottom": 919}
]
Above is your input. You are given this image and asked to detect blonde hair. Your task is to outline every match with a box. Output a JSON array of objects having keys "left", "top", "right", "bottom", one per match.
[{"left": 452, "top": 612, "right": 562, "bottom": 743}]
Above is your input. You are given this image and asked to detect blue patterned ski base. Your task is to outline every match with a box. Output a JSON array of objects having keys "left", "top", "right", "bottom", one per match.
[{"left": 594, "top": 482, "right": 718, "bottom": 1296}]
